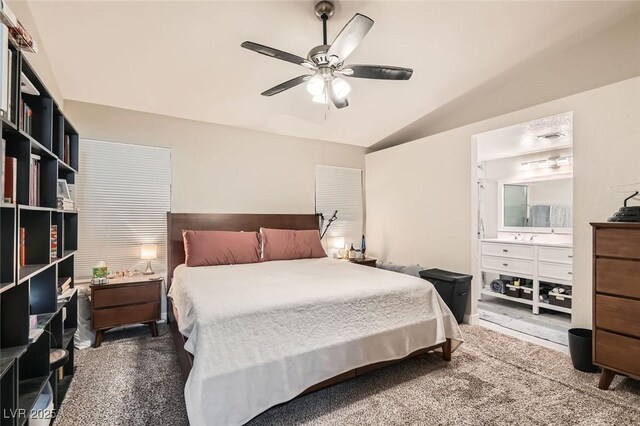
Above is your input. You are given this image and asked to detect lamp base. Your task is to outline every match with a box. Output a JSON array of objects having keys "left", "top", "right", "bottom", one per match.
[{"left": 143, "top": 261, "right": 154, "bottom": 275}]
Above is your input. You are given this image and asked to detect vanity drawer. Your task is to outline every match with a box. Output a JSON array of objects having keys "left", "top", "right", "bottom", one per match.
[
  {"left": 538, "top": 246, "right": 573, "bottom": 265},
  {"left": 481, "top": 255, "right": 534, "bottom": 276},
  {"left": 481, "top": 242, "right": 534, "bottom": 260},
  {"left": 538, "top": 261, "right": 573, "bottom": 281}
]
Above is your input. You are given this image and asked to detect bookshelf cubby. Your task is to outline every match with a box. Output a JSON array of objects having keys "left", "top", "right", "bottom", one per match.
[{"left": 1, "top": 44, "right": 79, "bottom": 425}]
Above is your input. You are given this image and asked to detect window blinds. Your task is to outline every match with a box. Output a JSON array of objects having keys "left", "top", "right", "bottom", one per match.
[
  {"left": 315, "top": 165, "right": 364, "bottom": 249},
  {"left": 75, "top": 139, "right": 171, "bottom": 279}
]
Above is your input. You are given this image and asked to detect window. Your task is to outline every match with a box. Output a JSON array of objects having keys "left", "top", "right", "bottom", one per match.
[
  {"left": 315, "top": 165, "right": 364, "bottom": 249},
  {"left": 75, "top": 139, "right": 171, "bottom": 279}
]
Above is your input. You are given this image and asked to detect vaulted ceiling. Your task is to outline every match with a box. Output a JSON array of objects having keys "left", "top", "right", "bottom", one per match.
[{"left": 26, "top": 1, "right": 640, "bottom": 147}]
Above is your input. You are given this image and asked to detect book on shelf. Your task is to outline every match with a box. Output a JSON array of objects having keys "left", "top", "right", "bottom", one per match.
[
  {"left": 20, "top": 98, "right": 32, "bottom": 134},
  {"left": 30, "top": 153, "right": 40, "bottom": 206},
  {"left": 50, "top": 224, "right": 58, "bottom": 261},
  {"left": 1, "top": 24, "right": 8, "bottom": 119},
  {"left": 63, "top": 135, "right": 70, "bottom": 165},
  {"left": 19, "top": 226, "right": 25, "bottom": 266},
  {"left": 58, "top": 277, "right": 72, "bottom": 296},
  {"left": 1, "top": 138, "right": 4, "bottom": 201},
  {"left": 3, "top": 153, "right": 16, "bottom": 203}
]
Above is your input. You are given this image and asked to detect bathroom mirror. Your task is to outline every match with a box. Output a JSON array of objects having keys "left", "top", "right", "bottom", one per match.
[{"left": 500, "top": 177, "right": 573, "bottom": 233}]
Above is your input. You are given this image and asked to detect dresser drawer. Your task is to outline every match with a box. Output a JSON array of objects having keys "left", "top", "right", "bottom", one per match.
[
  {"left": 538, "top": 261, "right": 572, "bottom": 281},
  {"left": 481, "top": 255, "right": 534, "bottom": 276},
  {"left": 595, "top": 330, "right": 640, "bottom": 377},
  {"left": 596, "top": 258, "right": 640, "bottom": 299},
  {"left": 93, "top": 301, "right": 160, "bottom": 330},
  {"left": 481, "top": 242, "right": 534, "bottom": 260},
  {"left": 595, "top": 294, "right": 640, "bottom": 339},
  {"left": 93, "top": 282, "right": 160, "bottom": 309},
  {"left": 595, "top": 228, "right": 640, "bottom": 260},
  {"left": 538, "top": 246, "right": 573, "bottom": 264}
]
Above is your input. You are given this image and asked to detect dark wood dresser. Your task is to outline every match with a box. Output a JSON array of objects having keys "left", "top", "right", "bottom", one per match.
[{"left": 592, "top": 222, "right": 640, "bottom": 389}]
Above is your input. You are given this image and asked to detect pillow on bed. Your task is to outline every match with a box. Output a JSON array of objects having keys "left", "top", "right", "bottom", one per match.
[
  {"left": 260, "top": 228, "right": 327, "bottom": 261},
  {"left": 182, "top": 230, "right": 261, "bottom": 266}
]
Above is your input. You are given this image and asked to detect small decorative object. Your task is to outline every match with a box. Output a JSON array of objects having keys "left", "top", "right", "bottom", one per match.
[
  {"left": 608, "top": 191, "right": 640, "bottom": 222},
  {"left": 361, "top": 234, "right": 366, "bottom": 255},
  {"left": 348, "top": 243, "right": 356, "bottom": 259},
  {"left": 57, "top": 179, "right": 74, "bottom": 211},
  {"left": 92, "top": 261, "right": 108, "bottom": 281},
  {"left": 319, "top": 210, "right": 338, "bottom": 239},
  {"left": 141, "top": 244, "right": 158, "bottom": 275}
]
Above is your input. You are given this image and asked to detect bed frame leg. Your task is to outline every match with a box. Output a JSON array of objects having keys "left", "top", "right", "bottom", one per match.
[{"left": 442, "top": 338, "right": 452, "bottom": 361}]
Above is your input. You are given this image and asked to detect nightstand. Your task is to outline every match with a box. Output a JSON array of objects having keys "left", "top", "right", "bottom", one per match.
[
  {"left": 348, "top": 257, "right": 378, "bottom": 267},
  {"left": 90, "top": 276, "right": 163, "bottom": 348}
]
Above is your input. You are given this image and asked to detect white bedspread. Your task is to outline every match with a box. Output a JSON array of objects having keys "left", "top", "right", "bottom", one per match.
[{"left": 169, "top": 258, "right": 463, "bottom": 426}]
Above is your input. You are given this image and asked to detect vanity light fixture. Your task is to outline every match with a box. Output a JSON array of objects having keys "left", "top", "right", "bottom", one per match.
[
  {"left": 537, "top": 132, "right": 565, "bottom": 140},
  {"left": 521, "top": 156, "right": 572, "bottom": 170}
]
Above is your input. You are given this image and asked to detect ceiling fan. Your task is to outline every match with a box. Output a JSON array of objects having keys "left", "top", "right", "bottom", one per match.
[{"left": 241, "top": 1, "right": 413, "bottom": 109}]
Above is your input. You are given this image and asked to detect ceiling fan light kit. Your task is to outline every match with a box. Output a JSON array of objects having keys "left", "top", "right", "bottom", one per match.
[{"left": 241, "top": 1, "right": 413, "bottom": 110}]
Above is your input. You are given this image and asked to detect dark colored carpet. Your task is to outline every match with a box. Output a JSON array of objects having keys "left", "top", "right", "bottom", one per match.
[{"left": 55, "top": 324, "right": 640, "bottom": 425}]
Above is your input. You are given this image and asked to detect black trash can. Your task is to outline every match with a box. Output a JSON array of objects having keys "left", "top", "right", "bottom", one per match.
[
  {"left": 419, "top": 268, "right": 472, "bottom": 324},
  {"left": 568, "top": 328, "right": 598, "bottom": 373}
]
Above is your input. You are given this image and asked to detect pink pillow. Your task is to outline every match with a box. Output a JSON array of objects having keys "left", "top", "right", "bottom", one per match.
[
  {"left": 182, "top": 230, "right": 261, "bottom": 266},
  {"left": 260, "top": 228, "right": 327, "bottom": 261}
]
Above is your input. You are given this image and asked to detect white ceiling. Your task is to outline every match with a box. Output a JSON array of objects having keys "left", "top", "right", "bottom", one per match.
[
  {"left": 26, "top": 1, "right": 640, "bottom": 147},
  {"left": 476, "top": 112, "right": 573, "bottom": 163}
]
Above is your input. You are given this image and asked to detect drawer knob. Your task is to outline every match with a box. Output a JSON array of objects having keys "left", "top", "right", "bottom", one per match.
[
  {"left": 502, "top": 249, "right": 509, "bottom": 253},
  {"left": 503, "top": 263, "right": 509, "bottom": 267},
  {"left": 568, "top": 255, "right": 573, "bottom": 258},
  {"left": 568, "top": 271, "right": 573, "bottom": 275}
]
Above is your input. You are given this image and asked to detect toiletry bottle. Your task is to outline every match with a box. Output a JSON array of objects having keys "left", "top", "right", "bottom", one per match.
[
  {"left": 361, "top": 235, "right": 366, "bottom": 255},
  {"left": 349, "top": 244, "right": 356, "bottom": 259}
]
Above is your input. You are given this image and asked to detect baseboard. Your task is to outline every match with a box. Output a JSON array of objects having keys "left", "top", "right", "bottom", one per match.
[{"left": 464, "top": 313, "right": 479, "bottom": 325}]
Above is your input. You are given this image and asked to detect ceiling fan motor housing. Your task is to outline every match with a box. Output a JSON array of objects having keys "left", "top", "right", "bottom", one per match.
[{"left": 308, "top": 45, "right": 332, "bottom": 66}]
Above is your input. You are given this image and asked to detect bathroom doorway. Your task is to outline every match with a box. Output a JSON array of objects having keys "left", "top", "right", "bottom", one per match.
[{"left": 472, "top": 112, "right": 573, "bottom": 348}]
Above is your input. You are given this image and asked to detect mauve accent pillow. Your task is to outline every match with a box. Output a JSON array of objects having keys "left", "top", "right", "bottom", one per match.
[
  {"left": 260, "top": 228, "right": 327, "bottom": 261},
  {"left": 182, "top": 230, "right": 261, "bottom": 266}
]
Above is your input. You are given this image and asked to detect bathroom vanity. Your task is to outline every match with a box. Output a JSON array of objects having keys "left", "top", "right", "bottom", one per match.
[{"left": 479, "top": 239, "right": 573, "bottom": 315}]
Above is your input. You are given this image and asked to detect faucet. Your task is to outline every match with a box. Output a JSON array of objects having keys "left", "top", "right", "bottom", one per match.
[{"left": 530, "top": 235, "right": 538, "bottom": 241}]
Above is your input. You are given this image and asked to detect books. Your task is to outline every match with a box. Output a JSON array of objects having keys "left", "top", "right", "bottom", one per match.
[
  {"left": 50, "top": 224, "right": 58, "bottom": 261},
  {"left": 19, "top": 226, "right": 25, "bottom": 266},
  {"left": 29, "top": 153, "right": 40, "bottom": 206},
  {"left": 3, "top": 153, "right": 16, "bottom": 203},
  {"left": 57, "top": 277, "right": 72, "bottom": 296},
  {"left": 63, "top": 135, "right": 70, "bottom": 165},
  {"left": 19, "top": 98, "right": 32, "bottom": 134}
]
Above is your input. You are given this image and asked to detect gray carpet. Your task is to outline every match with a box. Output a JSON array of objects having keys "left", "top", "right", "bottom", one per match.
[{"left": 55, "top": 324, "right": 640, "bottom": 425}]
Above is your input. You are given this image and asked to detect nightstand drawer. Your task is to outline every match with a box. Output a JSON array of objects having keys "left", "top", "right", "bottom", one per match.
[
  {"left": 93, "top": 282, "right": 160, "bottom": 308},
  {"left": 93, "top": 301, "right": 160, "bottom": 329}
]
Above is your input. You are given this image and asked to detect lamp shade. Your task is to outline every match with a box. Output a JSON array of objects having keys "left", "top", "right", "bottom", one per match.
[
  {"left": 328, "top": 236, "right": 345, "bottom": 250},
  {"left": 140, "top": 244, "right": 158, "bottom": 260}
]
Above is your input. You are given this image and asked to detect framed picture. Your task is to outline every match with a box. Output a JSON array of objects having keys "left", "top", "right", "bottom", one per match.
[{"left": 57, "top": 179, "right": 71, "bottom": 201}]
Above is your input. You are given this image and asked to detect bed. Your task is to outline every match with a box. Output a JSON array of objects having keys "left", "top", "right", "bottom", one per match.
[{"left": 166, "top": 213, "right": 463, "bottom": 426}]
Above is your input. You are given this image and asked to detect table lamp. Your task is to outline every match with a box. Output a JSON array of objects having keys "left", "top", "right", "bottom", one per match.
[{"left": 141, "top": 244, "right": 157, "bottom": 275}]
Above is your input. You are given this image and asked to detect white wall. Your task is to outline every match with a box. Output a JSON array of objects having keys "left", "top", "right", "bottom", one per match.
[
  {"left": 64, "top": 101, "right": 366, "bottom": 214},
  {"left": 366, "top": 76, "right": 640, "bottom": 327}
]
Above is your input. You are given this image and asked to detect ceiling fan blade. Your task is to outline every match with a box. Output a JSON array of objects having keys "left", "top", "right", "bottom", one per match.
[
  {"left": 328, "top": 82, "right": 349, "bottom": 109},
  {"left": 241, "top": 41, "right": 309, "bottom": 67},
  {"left": 343, "top": 65, "right": 413, "bottom": 80},
  {"left": 327, "top": 13, "right": 374, "bottom": 62},
  {"left": 261, "top": 75, "right": 310, "bottom": 97}
]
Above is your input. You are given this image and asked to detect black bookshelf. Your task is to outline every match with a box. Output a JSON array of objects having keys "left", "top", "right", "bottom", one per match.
[{"left": 1, "top": 46, "right": 79, "bottom": 426}]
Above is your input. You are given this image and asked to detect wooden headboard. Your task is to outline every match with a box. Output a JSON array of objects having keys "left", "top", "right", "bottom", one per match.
[{"left": 166, "top": 213, "right": 321, "bottom": 288}]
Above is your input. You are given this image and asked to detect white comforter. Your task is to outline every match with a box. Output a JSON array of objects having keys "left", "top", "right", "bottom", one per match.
[{"left": 169, "top": 258, "right": 463, "bottom": 426}]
